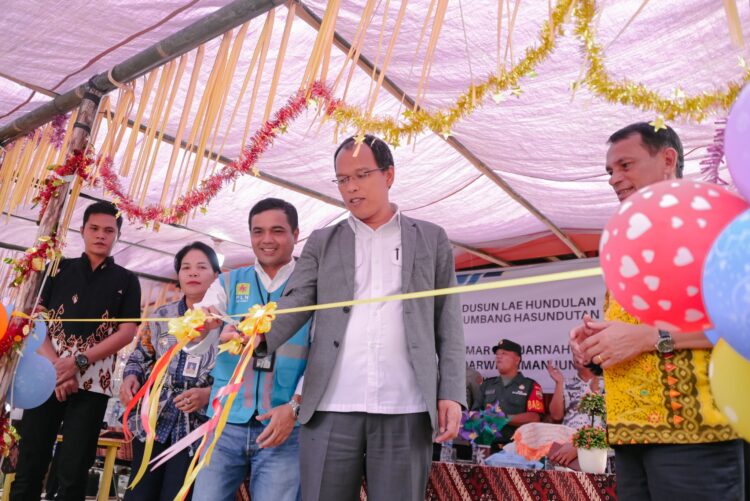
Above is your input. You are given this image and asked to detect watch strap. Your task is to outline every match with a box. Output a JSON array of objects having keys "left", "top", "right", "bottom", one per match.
[{"left": 288, "top": 399, "right": 301, "bottom": 419}]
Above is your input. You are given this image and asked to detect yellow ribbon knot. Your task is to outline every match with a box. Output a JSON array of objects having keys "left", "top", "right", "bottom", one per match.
[
  {"left": 238, "top": 302, "right": 277, "bottom": 335},
  {"left": 218, "top": 303, "right": 277, "bottom": 356},
  {"left": 167, "top": 308, "right": 206, "bottom": 343}
]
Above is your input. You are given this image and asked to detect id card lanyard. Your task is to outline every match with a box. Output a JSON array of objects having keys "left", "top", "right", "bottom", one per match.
[{"left": 252, "top": 271, "right": 275, "bottom": 372}]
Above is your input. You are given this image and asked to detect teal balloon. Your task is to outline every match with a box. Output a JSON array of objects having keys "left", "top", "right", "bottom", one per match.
[
  {"left": 23, "top": 319, "right": 46, "bottom": 353},
  {"left": 702, "top": 209, "right": 750, "bottom": 360},
  {"left": 10, "top": 353, "right": 55, "bottom": 409}
]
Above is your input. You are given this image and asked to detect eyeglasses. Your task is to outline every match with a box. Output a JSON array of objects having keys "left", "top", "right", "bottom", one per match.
[{"left": 332, "top": 168, "right": 382, "bottom": 186}]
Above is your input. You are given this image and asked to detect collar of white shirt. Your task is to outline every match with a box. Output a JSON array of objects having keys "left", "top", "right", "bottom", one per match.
[
  {"left": 347, "top": 204, "right": 401, "bottom": 234},
  {"left": 255, "top": 259, "right": 296, "bottom": 293}
]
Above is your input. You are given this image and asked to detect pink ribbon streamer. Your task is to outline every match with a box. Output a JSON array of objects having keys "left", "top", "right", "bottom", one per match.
[{"left": 150, "top": 381, "right": 242, "bottom": 469}]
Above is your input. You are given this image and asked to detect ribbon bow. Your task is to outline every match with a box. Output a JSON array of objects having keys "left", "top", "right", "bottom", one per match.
[
  {"left": 218, "top": 303, "right": 276, "bottom": 355},
  {"left": 124, "top": 308, "right": 209, "bottom": 488},
  {"left": 168, "top": 308, "right": 207, "bottom": 342}
]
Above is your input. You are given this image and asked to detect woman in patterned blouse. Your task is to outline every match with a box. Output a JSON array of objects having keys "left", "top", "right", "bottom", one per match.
[{"left": 120, "top": 241, "right": 221, "bottom": 501}]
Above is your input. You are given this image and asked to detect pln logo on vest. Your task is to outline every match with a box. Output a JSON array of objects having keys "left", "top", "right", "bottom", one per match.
[{"left": 236, "top": 282, "right": 250, "bottom": 302}]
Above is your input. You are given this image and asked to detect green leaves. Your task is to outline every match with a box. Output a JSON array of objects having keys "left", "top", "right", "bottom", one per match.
[{"left": 572, "top": 425, "right": 608, "bottom": 449}]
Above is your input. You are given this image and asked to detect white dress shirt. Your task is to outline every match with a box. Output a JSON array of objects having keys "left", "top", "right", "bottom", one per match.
[
  {"left": 317, "top": 208, "right": 427, "bottom": 414},
  {"left": 255, "top": 260, "right": 296, "bottom": 295},
  {"left": 198, "top": 259, "right": 296, "bottom": 315}
]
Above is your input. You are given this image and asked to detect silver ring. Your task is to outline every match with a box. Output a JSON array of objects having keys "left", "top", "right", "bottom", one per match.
[{"left": 593, "top": 354, "right": 603, "bottom": 365}]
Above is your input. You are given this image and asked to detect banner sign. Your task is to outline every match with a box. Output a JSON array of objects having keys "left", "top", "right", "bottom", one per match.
[{"left": 458, "top": 258, "right": 605, "bottom": 392}]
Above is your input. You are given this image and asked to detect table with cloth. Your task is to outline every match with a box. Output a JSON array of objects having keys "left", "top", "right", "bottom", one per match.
[{"left": 235, "top": 461, "right": 617, "bottom": 500}]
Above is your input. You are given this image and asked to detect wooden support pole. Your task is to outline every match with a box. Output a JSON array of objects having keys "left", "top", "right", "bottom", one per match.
[
  {"left": 0, "top": 1, "right": 288, "bottom": 399},
  {"left": 0, "top": 85, "right": 103, "bottom": 403}
]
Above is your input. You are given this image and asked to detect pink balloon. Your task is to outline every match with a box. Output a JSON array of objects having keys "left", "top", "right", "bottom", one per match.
[
  {"left": 599, "top": 180, "right": 748, "bottom": 332},
  {"left": 726, "top": 84, "right": 750, "bottom": 201}
]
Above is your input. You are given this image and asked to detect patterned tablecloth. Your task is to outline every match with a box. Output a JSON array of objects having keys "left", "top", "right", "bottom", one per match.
[
  {"left": 237, "top": 461, "right": 617, "bottom": 500},
  {"left": 421, "top": 462, "right": 616, "bottom": 501}
]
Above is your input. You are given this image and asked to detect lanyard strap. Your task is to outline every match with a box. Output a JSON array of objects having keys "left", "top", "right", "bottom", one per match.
[{"left": 253, "top": 270, "right": 272, "bottom": 305}]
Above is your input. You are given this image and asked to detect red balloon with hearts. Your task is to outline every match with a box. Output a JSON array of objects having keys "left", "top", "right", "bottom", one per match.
[{"left": 600, "top": 179, "right": 749, "bottom": 332}]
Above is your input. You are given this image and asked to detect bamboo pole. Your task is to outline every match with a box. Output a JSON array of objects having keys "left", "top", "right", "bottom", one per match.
[
  {"left": 0, "top": 85, "right": 104, "bottom": 404},
  {"left": 0, "top": 0, "right": 285, "bottom": 146}
]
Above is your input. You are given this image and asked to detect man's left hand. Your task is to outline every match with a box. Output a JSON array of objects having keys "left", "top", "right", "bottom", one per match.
[
  {"left": 53, "top": 356, "right": 78, "bottom": 384},
  {"left": 435, "top": 400, "right": 461, "bottom": 443},
  {"left": 580, "top": 320, "right": 658, "bottom": 368},
  {"left": 255, "top": 403, "right": 296, "bottom": 448}
]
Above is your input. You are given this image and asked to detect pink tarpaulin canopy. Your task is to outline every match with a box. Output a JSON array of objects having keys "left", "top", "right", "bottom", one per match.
[{"left": 0, "top": 0, "right": 746, "bottom": 281}]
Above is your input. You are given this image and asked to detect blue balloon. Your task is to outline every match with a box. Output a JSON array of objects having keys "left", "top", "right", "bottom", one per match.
[
  {"left": 702, "top": 208, "right": 750, "bottom": 360},
  {"left": 22, "top": 319, "right": 46, "bottom": 353},
  {"left": 704, "top": 328, "right": 721, "bottom": 346},
  {"left": 9, "top": 353, "right": 55, "bottom": 409}
]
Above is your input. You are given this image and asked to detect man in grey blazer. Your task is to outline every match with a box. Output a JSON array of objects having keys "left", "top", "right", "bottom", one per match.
[{"left": 249, "top": 134, "right": 466, "bottom": 501}]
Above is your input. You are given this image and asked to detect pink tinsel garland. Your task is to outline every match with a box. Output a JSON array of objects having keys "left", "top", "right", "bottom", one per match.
[{"left": 99, "top": 82, "right": 340, "bottom": 225}]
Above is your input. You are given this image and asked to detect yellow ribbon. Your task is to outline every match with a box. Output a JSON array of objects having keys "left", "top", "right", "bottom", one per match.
[
  {"left": 174, "top": 303, "right": 276, "bottom": 500},
  {"left": 128, "top": 308, "right": 207, "bottom": 489},
  {"left": 112, "top": 266, "right": 601, "bottom": 498},
  {"left": 218, "top": 303, "right": 277, "bottom": 355},
  {"left": 168, "top": 308, "right": 207, "bottom": 343},
  {"left": 218, "top": 303, "right": 278, "bottom": 355},
  {"left": 12, "top": 266, "right": 603, "bottom": 324}
]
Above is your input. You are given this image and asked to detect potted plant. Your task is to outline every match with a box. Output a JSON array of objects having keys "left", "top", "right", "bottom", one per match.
[
  {"left": 572, "top": 425, "right": 608, "bottom": 473},
  {"left": 458, "top": 403, "right": 509, "bottom": 464},
  {"left": 573, "top": 393, "right": 608, "bottom": 473}
]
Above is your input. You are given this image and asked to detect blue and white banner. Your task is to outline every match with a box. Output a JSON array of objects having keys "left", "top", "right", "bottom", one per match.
[{"left": 458, "top": 258, "right": 605, "bottom": 392}]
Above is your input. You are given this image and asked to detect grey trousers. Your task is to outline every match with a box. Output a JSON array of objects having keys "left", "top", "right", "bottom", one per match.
[{"left": 300, "top": 411, "right": 433, "bottom": 501}]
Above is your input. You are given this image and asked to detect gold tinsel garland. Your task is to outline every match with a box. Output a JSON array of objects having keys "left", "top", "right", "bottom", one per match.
[
  {"left": 329, "top": 0, "right": 576, "bottom": 146},
  {"left": 328, "top": 0, "right": 749, "bottom": 144},
  {"left": 3, "top": 0, "right": 747, "bottom": 226},
  {"left": 574, "top": 0, "right": 750, "bottom": 123}
]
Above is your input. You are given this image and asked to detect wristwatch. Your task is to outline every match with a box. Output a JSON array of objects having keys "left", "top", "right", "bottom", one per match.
[
  {"left": 288, "top": 399, "right": 301, "bottom": 420},
  {"left": 655, "top": 330, "right": 675, "bottom": 354},
  {"left": 75, "top": 353, "right": 90, "bottom": 370}
]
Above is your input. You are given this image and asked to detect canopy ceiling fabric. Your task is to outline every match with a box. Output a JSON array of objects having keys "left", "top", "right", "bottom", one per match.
[{"left": 0, "top": 0, "right": 747, "bottom": 281}]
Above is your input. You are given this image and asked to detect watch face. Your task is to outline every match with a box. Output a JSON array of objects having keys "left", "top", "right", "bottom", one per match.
[
  {"left": 656, "top": 331, "right": 674, "bottom": 353},
  {"left": 657, "top": 338, "right": 674, "bottom": 353}
]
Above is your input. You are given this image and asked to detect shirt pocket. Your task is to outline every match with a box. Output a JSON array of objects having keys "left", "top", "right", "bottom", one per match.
[
  {"left": 386, "top": 244, "right": 403, "bottom": 293},
  {"left": 507, "top": 393, "right": 529, "bottom": 412},
  {"left": 482, "top": 387, "right": 497, "bottom": 403}
]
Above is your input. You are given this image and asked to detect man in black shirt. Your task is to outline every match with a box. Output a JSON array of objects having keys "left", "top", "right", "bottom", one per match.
[{"left": 11, "top": 201, "right": 141, "bottom": 501}]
